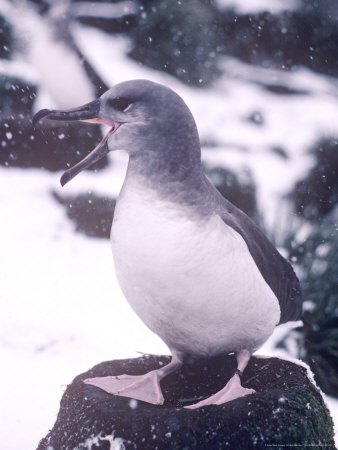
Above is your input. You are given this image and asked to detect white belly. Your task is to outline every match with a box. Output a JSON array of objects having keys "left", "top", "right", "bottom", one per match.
[{"left": 111, "top": 180, "right": 280, "bottom": 357}]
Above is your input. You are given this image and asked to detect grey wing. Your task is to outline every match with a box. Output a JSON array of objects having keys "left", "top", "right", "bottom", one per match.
[{"left": 219, "top": 197, "right": 302, "bottom": 325}]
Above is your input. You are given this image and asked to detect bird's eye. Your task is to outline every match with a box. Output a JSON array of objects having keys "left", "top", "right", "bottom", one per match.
[{"left": 107, "top": 97, "right": 132, "bottom": 112}]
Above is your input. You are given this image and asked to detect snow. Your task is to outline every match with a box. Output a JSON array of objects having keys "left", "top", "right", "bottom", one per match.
[
  {"left": 0, "top": 167, "right": 168, "bottom": 449},
  {"left": 1, "top": 13, "right": 337, "bottom": 450},
  {"left": 74, "top": 432, "right": 125, "bottom": 450},
  {"left": 216, "top": 0, "right": 299, "bottom": 14}
]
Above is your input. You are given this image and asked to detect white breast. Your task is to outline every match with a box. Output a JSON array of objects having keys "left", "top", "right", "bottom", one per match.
[{"left": 111, "top": 178, "right": 280, "bottom": 357}]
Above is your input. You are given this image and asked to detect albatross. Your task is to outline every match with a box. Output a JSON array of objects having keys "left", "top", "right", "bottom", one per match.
[{"left": 33, "top": 79, "right": 302, "bottom": 409}]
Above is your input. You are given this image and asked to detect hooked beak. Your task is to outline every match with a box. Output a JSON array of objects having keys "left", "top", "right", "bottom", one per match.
[{"left": 33, "top": 98, "right": 121, "bottom": 186}]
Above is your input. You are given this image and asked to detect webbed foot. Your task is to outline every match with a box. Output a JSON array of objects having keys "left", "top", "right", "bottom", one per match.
[{"left": 84, "top": 370, "right": 164, "bottom": 405}]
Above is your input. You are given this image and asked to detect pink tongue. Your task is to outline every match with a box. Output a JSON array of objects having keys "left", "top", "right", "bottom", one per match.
[
  {"left": 102, "top": 120, "right": 122, "bottom": 138},
  {"left": 100, "top": 119, "right": 120, "bottom": 128}
]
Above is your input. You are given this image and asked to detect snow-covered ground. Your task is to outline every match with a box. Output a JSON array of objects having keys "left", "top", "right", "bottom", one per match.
[
  {"left": 1, "top": 19, "right": 338, "bottom": 450},
  {"left": 0, "top": 166, "right": 168, "bottom": 450}
]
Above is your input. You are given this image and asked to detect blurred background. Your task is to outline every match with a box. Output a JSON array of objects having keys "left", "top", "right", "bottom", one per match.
[{"left": 0, "top": 0, "right": 337, "bottom": 448}]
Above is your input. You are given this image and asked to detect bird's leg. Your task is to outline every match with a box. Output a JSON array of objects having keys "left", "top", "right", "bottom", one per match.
[
  {"left": 185, "top": 350, "right": 255, "bottom": 409},
  {"left": 83, "top": 355, "right": 182, "bottom": 405}
]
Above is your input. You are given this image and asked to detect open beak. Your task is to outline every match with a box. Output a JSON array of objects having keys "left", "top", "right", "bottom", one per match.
[{"left": 33, "top": 98, "right": 121, "bottom": 186}]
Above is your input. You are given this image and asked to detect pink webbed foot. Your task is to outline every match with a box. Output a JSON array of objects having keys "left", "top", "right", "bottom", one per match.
[
  {"left": 84, "top": 370, "right": 164, "bottom": 405},
  {"left": 84, "top": 356, "right": 182, "bottom": 405},
  {"left": 185, "top": 374, "right": 255, "bottom": 409},
  {"left": 185, "top": 349, "right": 255, "bottom": 409}
]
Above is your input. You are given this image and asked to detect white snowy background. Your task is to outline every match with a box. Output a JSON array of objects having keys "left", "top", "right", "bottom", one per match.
[{"left": 0, "top": 0, "right": 337, "bottom": 448}]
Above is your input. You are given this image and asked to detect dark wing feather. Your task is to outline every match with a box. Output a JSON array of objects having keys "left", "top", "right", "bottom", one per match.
[{"left": 218, "top": 196, "right": 302, "bottom": 324}]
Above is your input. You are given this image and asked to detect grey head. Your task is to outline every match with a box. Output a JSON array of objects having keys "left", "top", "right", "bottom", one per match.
[{"left": 33, "top": 80, "right": 202, "bottom": 187}]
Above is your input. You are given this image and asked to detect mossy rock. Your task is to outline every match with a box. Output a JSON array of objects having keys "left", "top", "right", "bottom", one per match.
[{"left": 37, "top": 355, "right": 334, "bottom": 449}]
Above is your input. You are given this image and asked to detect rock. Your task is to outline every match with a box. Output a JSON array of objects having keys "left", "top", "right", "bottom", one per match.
[
  {"left": 0, "top": 15, "right": 13, "bottom": 59},
  {"left": 0, "top": 75, "right": 37, "bottom": 114},
  {"left": 128, "top": 0, "right": 221, "bottom": 86},
  {"left": 37, "top": 355, "right": 334, "bottom": 449},
  {"left": 291, "top": 137, "right": 338, "bottom": 222},
  {"left": 206, "top": 166, "right": 260, "bottom": 225},
  {"left": 218, "top": 6, "right": 338, "bottom": 78},
  {"left": 53, "top": 191, "right": 115, "bottom": 239},
  {"left": 261, "top": 83, "right": 309, "bottom": 96},
  {"left": 0, "top": 114, "right": 108, "bottom": 171},
  {"left": 247, "top": 110, "right": 264, "bottom": 126}
]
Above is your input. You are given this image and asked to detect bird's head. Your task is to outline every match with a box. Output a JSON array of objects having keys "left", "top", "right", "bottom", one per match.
[{"left": 33, "top": 79, "right": 199, "bottom": 186}]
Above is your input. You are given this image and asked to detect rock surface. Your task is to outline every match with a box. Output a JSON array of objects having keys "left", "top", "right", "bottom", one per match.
[
  {"left": 53, "top": 192, "right": 115, "bottom": 239},
  {"left": 37, "top": 355, "right": 335, "bottom": 450},
  {"left": 0, "top": 115, "right": 107, "bottom": 171}
]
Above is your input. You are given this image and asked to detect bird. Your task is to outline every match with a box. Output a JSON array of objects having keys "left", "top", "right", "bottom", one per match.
[{"left": 33, "top": 79, "right": 302, "bottom": 409}]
